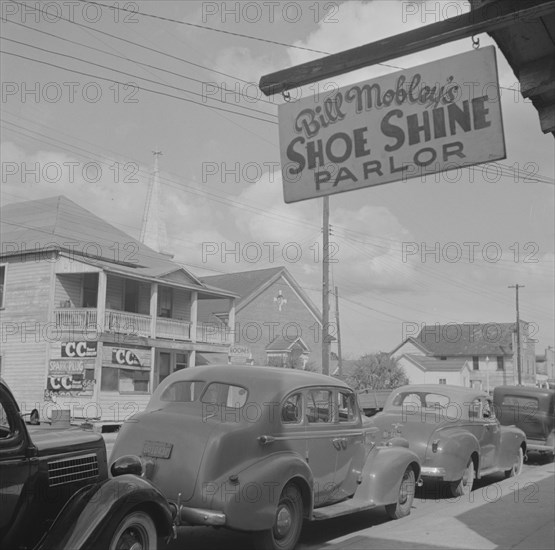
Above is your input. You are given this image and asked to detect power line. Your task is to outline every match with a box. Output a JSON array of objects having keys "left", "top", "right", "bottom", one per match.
[
  {"left": 0, "top": 36, "right": 278, "bottom": 119},
  {"left": 2, "top": 17, "right": 278, "bottom": 106},
  {"left": 0, "top": 49, "right": 277, "bottom": 125}
]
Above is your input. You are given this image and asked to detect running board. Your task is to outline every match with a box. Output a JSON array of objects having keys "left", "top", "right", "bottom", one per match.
[{"left": 312, "top": 500, "right": 377, "bottom": 521}]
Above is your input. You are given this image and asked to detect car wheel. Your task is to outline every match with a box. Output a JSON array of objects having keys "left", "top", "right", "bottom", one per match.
[
  {"left": 385, "top": 467, "right": 415, "bottom": 519},
  {"left": 449, "top": 458, "right": 475, "bottom": 498},
  {"left": 108, "top": 510, "right": 157, "bottom": 550},
  {"left": 505, "top": 447, "right": 524, "bottom": 478},
  {"left": 254, "top": 483, "right": 303, "bottom": 550}
]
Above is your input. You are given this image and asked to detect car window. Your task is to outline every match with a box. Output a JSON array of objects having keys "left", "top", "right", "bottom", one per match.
[
  {"left": 0, "top": 401, "right": 13, "bottom": 438},
  {"left": 423, "top": 393, "right": 450, "bottom": 408},
  {"left": 306, "top": 389, "right": 332, "bottom": 423},
  {"left": 160, "top": 381, "right": 206, "bottom": 402},
  {"left": 501, "top": 395, "right": 539, "bottom": 410},
  {"left": 281, "top": 393, "right": 302, "bottom": 424},
  {"left": 201, "top": 383, "right": 248, "bottom": 408},
  {"left": 337, "top": 391, "right": 356, "bottom": 423}
]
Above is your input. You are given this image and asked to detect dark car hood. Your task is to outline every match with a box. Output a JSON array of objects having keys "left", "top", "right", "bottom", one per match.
[{"left": 28, "top": 426, "right": 105, "bottom": 456}]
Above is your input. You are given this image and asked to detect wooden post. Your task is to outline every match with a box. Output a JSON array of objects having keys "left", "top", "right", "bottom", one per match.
[
  {"left": 335, "top": 286, "right": 342, "bottom": 378},
  {"left": 191, "top": 291, "right": 198, "bottom": 343},
  {"left": 322, "top": 196, "right": 330, "bottom": 375},
  {"left": 150, "top": 283, "right": 158, "bottom": 339},
  {"left": 97, "top": 271, "right": 107, "bottom": 334}
]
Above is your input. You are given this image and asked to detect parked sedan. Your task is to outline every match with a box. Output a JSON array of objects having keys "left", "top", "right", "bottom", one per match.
[
  {"left": 110, "top": 365, "right": 421, "bottom": 550},
  {"left": 493, "top": 385, "right": 554, "bottom": 457},
  {"left": 369, "top": 384, "right": 526, "bottom": 498},
  {"left": 0, "top": 378, "right": 172, "bottom": 550}
]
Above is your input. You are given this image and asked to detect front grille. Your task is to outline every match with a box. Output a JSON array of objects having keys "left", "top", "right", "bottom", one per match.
[{"left": 48, "top": 453, "right": 99, "bottom": 487}]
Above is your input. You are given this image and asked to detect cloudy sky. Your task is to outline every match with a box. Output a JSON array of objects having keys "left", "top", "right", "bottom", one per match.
[{"left": 1, "top": 0, "right": 553, "bottom": 357}]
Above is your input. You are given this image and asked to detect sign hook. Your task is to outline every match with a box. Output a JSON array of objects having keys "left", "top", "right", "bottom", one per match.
[{"left": 472, "top": 35, "right": 480, "bottom": 49}]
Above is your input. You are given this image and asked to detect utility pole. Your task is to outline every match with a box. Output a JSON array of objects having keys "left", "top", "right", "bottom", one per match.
[
  {"left": 509, "top": 284, "right": 525, "bottom": 385},
  {"left": 335, "top": 286, "right": 343, "bottom": 378},
  {"left": 322, "top": 196, "right": 330, "bottom": 375}
]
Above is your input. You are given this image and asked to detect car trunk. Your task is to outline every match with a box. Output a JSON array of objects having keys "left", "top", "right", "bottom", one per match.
[{"left": 110, "top": 402, "right": 215, "bottom": 502}]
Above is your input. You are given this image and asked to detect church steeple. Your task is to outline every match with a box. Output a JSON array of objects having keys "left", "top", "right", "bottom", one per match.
[{"left": 140, "top": 150, "right": 171, "bottom": 256}]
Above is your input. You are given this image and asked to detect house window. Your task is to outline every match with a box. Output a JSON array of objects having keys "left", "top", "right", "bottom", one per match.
[
  {"left": 158, "top": 286, "right": 173, "bottom": 318},
  {"left": 472, "top": 356, "right": 479, "bottom": 370},
  {"left": 440, "top": 356, "right": 447, "bottom": 360},
  {"left": 0, "top": 264, "right": 6, "bottom": 308},
  {"left": 439, "top": 378, "right": 447, "bottom": 384},
  {"left": 101, "top": 367, "right": 149, "bottom": 393},
  {"left": 158, "top": 352, "right": 172, "bottom": 384},
  {"left": 82, "top": 273, "right": 98, "bottom": 307},
  {"left": 497, "top": 356, "right": 505, "bottom": 371}
]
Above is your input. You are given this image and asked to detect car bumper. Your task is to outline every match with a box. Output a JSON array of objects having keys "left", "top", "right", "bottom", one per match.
[
  {"left": 420, "top": 466, "right": 447, "bottom": 478},
  {"left": 176, "top": 506, "right": 226, "bottom": 526},
  {"left": 527, "top": 441, "right": 555, "bottom": 452}
]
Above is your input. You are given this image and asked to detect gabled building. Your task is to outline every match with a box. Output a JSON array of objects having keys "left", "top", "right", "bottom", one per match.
[
  {"left": 198, "top": 267, "right": 322, "bottom": 370},
  {"left": 391, "top": 322, "right": 537, "bottom": 390},
  {"left": 0, "top": 196, "right": 237, "bottom": 423}
]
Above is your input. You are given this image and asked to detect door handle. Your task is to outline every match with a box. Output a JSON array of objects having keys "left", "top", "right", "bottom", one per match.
[{"left": 332, "top": 438, "right": 342, "bottom": 450}]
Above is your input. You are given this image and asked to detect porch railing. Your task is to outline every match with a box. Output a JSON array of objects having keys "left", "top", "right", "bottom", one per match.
[
  {"left": 156, "top": 317, "right": 191, "bottom": 340},
  {"left": 55, "top": 308, "right": 98, "bottom": 329},
  {"left": 104, "top": 309, "right": 151, "bottom": 338}
]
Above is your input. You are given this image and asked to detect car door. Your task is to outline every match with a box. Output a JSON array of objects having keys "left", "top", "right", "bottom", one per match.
[
  {"left": 331, "top": 389, "right": 365, "bottom": 501},
  {"left": 477, "top": 397, "right": 501, "bottom": 469},
  {"left": 305, "top": 388, "right": 340, "bottom": 506},
  {"left": 0, "top": 386, "right": 31, "bottom": 540}
]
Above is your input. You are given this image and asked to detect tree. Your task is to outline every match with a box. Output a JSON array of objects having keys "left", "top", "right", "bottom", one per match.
[{"left": 346, "top": 352, "right": 408, "bottom": 391}]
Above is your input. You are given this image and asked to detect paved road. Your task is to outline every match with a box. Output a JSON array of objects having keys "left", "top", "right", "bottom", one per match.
[{"left": 153, "top": 455, "right": 553, "bottom": 550}]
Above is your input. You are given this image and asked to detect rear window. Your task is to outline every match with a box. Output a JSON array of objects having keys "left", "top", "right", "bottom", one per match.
[
  {"left": 391, "top": 392, "right": 450, "bottom": 409},
  {"left": 501, "top": 395, "right": 539, "bottom": 410},
  {"left": 160, "top": 381, "right": 206, "bottom": 402},
  {"left": 201, "top": 383, "right": 248, "bottom": 408}
]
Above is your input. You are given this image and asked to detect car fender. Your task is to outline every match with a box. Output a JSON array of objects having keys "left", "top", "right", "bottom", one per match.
[
  {"left": 353, "top": 444, "right": 420, "bottom": 506},
  {"left": 34, "top": 474, "right": 173, "bottom": 550},
  {"left": 498, "top": 426, "right": 527, "bottom": 469},
  {"left": 203, "top": 451, "right": 313, "bottom": 532},
  {"left": 426, "top": 428, "right": 480, "bottom": 481}
]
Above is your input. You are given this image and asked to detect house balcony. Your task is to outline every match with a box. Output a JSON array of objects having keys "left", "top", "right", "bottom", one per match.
[{"left": 54, "top": 308, "right": 232, "bottom": 345}]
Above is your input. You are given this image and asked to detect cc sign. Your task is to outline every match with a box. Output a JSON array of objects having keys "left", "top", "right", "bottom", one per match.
[
  {"left": 62, "top": 341, "right": 97, "bottom": 358},
  {"left": 112, "top": 349, "right": 141, "bottom": 366}
]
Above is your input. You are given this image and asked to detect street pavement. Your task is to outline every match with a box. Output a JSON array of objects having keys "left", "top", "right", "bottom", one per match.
[{"left": 314, "top": 459, "right": 554, "bottom": 550}]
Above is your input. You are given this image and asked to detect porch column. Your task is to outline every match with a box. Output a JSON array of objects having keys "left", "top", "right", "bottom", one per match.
[
  {"left": 189, "top": 350, "right": 196, "bottom": 368},
  {"left": 191, "top": 291, "right": 198, "bottom": 343},
  {"left": 97, "top": 271, "right": 107, "bottom": 333},
  {"left": 228, "top": 298, "right": 236, "bottom": 344},
  {"left": 150, "top": 283, "right": 158, "bottom": 338}
]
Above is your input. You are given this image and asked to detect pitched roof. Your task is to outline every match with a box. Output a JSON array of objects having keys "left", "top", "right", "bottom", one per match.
[
  {"left": 0, "top": 196, "right": 234, "bottom": 297},
  {"left": 401, "top": 354, "right": 469, "bottom": 372},
  {"left": 266, "top": 336, "right": 311, "bottom": 353},
  {"left": 201, "top": 266, "right": 321, "bottom": 322},
  {"left": 414, "top": 323, "right": 518, "bottom": 357}
]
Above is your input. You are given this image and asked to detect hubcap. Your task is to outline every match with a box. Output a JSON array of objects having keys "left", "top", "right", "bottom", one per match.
[
  {"left": 275, "top": 505, "right": 292, "bottom": 537},
  {"left": 116, "top": 528, "right": 146, "bottom": 550}
]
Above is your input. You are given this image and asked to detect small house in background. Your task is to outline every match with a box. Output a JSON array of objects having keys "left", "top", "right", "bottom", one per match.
[
  {"left": 198, "top": 267, "right": 322, "bottom": 370},
  {"left": 391, "top": 322, "right": 537, "bottom": 390}
]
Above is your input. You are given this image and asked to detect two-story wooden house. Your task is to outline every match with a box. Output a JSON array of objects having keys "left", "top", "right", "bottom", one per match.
[
  {"left": 390, "top": 322, "right": 537, "bottom": 390},
  {"left": 0, "top": 196, "right": 237, "bottom": 424},
  {"left": 198, "top": 267, "right": 323, "bottom": 370}
]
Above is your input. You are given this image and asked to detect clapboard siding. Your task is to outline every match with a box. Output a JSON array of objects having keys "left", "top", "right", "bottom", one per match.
[
  {"left": 55, "top": 274, "right": 83, "bottom": 307},
  {"left": 1, "top": 255, "right": 52, "bottom": 407},
  {"left": 173, "top": 289, "right": 191, "bottom": 321}
]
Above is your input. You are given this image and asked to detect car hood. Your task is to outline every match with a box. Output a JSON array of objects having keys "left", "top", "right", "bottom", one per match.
[
  {"left": 110, "top": 402, "right": 217, "bottom": 502},
  {"left": 29, "top": 426, "right": 105, "bottom": 456}
]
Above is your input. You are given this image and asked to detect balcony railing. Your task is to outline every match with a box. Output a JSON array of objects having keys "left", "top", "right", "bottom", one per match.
[
  {"left": 55, "top": 309, "right": 232, "bottom": 345},
  {"left": 55, "top": 308, "right": 98, "bottom": 329},
  {"left": 104, "top": 309, "right": 151, "bottom": 338},
  {"left": 156, "top": 317, "right": 191, "bottom": 340}
]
